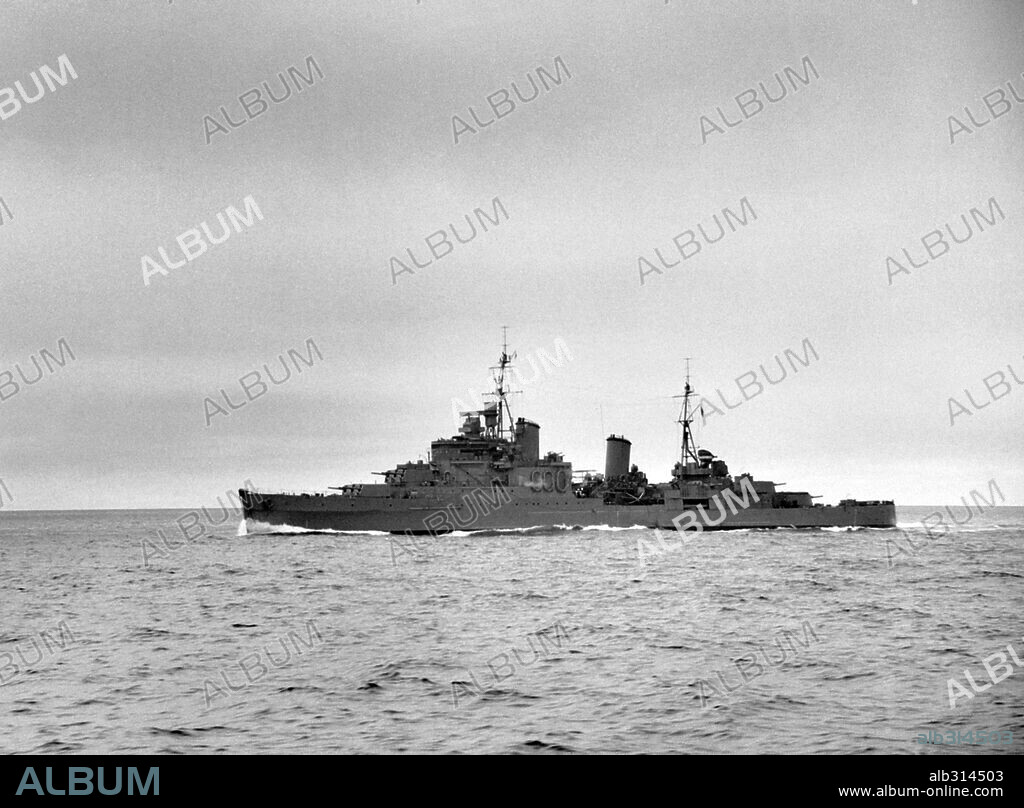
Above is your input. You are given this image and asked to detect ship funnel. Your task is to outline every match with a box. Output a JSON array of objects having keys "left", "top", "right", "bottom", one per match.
[
  {"left": 514, "top": 418, "right": 540, "bottom": 463},
  {"left": 605, "top": 435, "right": 631, "bottom": 479}
]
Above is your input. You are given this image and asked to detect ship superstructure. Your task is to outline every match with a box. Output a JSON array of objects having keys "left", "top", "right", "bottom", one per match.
[{"left": 239, "top": 334, "right": 895, "bottom": 533}]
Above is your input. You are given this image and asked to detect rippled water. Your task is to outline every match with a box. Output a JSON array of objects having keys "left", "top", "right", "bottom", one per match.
[{"left": 1, "top": 506, "right": 1022, "bottom": 754}]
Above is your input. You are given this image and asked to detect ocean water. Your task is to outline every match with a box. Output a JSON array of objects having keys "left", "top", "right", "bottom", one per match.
[{"left": 0, "top": 506, "right": 1022, "bottom": 755}]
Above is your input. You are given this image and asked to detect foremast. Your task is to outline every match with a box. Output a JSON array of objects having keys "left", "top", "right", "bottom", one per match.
[
  {"left": 472, "top": 326, "right": 520, "bottom": 442},
  {"left": 497, "top": 327, "right": 517, "bottom": 440},
  {"left": 675, "top": 359, "right": 701, "bottom": 469}
]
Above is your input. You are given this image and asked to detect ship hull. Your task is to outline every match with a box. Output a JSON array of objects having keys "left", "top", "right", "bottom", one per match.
[{"left": 241, "top": 489, "right": 896, "bottom": 533}]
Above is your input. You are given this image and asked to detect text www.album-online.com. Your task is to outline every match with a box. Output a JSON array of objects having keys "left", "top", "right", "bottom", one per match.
[{"left": 837, "top": 785, "right": 1004, "bottom": 797}]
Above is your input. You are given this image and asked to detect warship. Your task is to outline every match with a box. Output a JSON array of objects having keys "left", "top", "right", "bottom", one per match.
[{"left": 239, "top": 334, "right": 895, "bottom": 534}]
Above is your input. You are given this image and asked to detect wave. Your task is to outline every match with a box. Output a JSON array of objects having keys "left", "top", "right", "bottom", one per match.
[
  {"left": 892, "top": 524, "right": 1019, "bottom": 534},
  {"left": 552, "top": 523, "right": 648, "bottom": 532},
  {"left": 457, "top": 525, "right": 559, "bottom": 537},
  {"left": 245, "top": 522, "right": 655, "bottom": 537},
  {"left": 242, "top": 521, "right": 392, "bottom": 537}
]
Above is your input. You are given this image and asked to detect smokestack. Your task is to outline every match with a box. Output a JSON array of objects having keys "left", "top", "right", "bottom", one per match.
[
  {"left": 515, "top": 418, "right": 540, "bottom": 463},
  {"left": 605, "top": 435, "right": 631, "bottom": 479}
]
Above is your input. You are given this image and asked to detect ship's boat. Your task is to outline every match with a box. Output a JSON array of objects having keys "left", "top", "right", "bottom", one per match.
[{"left": 239, "top": 333, "right": 895, "bottom": 533}]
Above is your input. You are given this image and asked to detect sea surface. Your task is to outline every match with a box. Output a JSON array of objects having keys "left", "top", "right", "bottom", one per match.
[{"left": 0, "top": 506, "right": 1022, "bottom": 755}]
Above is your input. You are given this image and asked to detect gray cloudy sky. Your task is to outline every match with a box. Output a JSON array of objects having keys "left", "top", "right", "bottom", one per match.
[{"left": 1, "top": 0, "right": 1021, "bottom": 510}]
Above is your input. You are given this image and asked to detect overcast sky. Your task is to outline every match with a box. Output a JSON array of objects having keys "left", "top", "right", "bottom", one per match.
[{"left": 1, "top": 0, "right": 1021, "bottom": 510}]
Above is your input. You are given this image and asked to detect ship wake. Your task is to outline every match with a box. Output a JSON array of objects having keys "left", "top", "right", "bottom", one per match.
[{"left": 242, "top": 521, "right": 392, "bottom": 537}]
